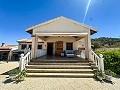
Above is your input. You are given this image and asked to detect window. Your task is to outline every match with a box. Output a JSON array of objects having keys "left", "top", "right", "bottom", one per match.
[
  {"left": 38, "top": 45, "right": 42, "bottom": 49},
  {"left": 28, "top": 45, "right": 32, "bottom": 50},
  {"left": 21, "top": 44, "right": 27, "bottom": 49},
  {"left": 66, "top": 42, "right": 73, "bottom": 50}
]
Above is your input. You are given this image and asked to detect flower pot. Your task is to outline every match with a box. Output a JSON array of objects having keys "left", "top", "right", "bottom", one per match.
[
  {"left": 97, "top": 76, "right": 103, "bottom": 81},
  {"left": 105, "top": 75, "right": 112, "bottom": 81}
]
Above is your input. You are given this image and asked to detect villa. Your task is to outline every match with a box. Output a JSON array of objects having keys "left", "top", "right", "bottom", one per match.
[
  {"left": 18, "top": 16, "right": 104, "bottom": 78},
  {"left": 19, "top": 16, "right": 97, "bottom": 59}
]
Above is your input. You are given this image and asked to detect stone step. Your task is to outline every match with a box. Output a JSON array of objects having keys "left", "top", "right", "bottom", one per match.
[
  {"left": 28, "top": 62, "right": 95, "bottom": 65},
  {"left": 27, "top": 73, "right": 94, "bottom": 78},
  {"left": 26, "top": 65, "right": 97, "bottom": 69},
  {"left": 26, "top": 69, "right": 93, "bottom": 73}
]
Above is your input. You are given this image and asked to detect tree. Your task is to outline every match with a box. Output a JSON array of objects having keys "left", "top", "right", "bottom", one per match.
[{"left": 93, "top": 42, "right": 100, "bottom": 50}]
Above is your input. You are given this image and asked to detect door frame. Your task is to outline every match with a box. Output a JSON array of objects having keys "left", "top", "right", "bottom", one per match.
[{"left": 47, "top": 42, "right": 54, "bottom": 55}]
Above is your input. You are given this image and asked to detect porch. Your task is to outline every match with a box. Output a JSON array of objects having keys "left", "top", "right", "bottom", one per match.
[
  {"left": 31, "top": 33, "right": 91, "bottom": 60},
  {"left": 34, "top": 55, "right": 87, "bottom": 61}
]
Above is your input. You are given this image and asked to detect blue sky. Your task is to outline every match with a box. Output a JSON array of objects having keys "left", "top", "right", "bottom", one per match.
[{"left": 0, "top": 0, "right": 120, "bottom": 44}]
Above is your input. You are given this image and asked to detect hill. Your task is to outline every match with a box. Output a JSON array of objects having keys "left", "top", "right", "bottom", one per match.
[{"left": 91, "top": 37, "right": 120, "bottom": 48}]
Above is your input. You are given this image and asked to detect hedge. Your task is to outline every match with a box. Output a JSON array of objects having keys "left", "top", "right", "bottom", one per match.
[{"left": 95, "top": 49, "right": 120, "bottom": 74}]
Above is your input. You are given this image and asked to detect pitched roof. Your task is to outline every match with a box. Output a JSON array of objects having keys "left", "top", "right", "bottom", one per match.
[
  {"left": 26, "top": 16, "right": 98, "bottom": 35},
  {"left": 0, "top": 45, "right": 18, "bottom": 50},
  {"left": 0, "top": 45, "right": 11, "bottom": 50}
]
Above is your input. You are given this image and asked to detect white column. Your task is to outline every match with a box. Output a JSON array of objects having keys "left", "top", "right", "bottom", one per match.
[
  {"left": 31, "top": 35, "right": 38, "bottom": 59},
  {"left": 88, "top": 30, "right": 92, "bottom": 60},
  {"left": 99, "top": 54, "right": 104, "bottom": 73},
  {"left": 84, "top": 32, "right": 91, "bottom": 60},
  {"left": 32, "top": 35, "right": 35, "bottom": 59},
  {"left": 84, "top": 35, "right": 89, "bottom": 59},
  {"left": 35, "top": 36, "right": 38, "bottom": 58},
  {"left": 19, "top": 54, "right": 24, "bottom": 71}
]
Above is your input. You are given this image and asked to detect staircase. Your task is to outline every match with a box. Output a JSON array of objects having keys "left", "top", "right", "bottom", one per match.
[{"left": 25, "top": 60, "right": 98, "bottom": 78}]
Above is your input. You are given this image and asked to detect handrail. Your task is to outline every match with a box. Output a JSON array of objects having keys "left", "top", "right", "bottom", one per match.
[
  {"left": 24, "top": 52, "right": 30, "bottom": 59},
  {"left": 19, "top": 51, "right": 32, "bottom": 71},
  {"left": 91, "top": 50, "right": 104, "bottom": 72}
]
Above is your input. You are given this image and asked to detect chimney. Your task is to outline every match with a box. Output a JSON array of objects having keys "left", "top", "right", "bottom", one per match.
[{"left": 1, "top": 43, "right": 5, "bottom": 47}]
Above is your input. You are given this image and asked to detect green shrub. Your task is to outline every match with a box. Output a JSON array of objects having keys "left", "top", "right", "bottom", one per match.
[
  {"left": 95, "top": 49, "right": 120, "bottom": 74},
  {"left": 94, "top": 70, "right": 104, "bottom": 78},
  {"left": 105, "top": 69, "right": 116, "bottom": 77},
  {"left": 8, "top": 69, "right": 21, "bottom": 75}
]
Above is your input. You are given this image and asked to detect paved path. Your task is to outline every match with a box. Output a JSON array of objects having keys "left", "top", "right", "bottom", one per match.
[{"left": 0, "top": 61, "right": 120, "bottom": 90}]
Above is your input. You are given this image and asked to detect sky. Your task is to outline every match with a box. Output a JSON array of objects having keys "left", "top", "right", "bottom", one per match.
[{"left": 0, "top": 0, "right": 120, "bottom": 45}]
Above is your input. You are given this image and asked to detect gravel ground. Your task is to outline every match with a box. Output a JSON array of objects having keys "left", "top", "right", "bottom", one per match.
[{"left": 0, "top": 61, "right": 120, "bottom": 90}]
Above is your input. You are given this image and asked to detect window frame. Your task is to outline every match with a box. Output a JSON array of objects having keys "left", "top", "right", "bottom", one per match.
[
  {"left": 66, "top": 42, "right": 73, "bottom": 50},
  {"left": 37, "top": 45, "right": 42, "bottom": 49},
  {"left": 21, "top": 44, "right": 27, "bottom": 50}
]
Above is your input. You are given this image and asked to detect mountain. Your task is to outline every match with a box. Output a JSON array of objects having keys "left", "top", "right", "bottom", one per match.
[{"left": 91, "top": 37, "right": 120, "bottom": 48}]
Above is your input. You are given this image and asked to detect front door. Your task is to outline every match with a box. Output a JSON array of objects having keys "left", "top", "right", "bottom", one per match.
[
  {"left": 56, "top": 41, "right": 63, "bottom": 56},
  {"left": 47, "top": 43, "right": 53, "bottom": 55}
]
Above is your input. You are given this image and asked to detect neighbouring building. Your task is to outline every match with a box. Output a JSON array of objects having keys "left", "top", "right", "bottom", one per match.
[{"left": 0, "top": 43, "right": 18, "bottom": 62}]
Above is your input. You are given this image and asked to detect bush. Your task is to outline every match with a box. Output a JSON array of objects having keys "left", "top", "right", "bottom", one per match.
[
  {"left": 94, "top": 70, "right": 104, "bottom": 78},
  {"left": 105, "top": 69, "right": 116, "bottom": 77},
  {"left": 95, "top": 49, "right": 120, "bottom": 74},
  {"left": 8, "top": 69, "right": 21, "bottom": 75}
]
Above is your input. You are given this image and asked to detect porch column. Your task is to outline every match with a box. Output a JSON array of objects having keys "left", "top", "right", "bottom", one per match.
[
  {"left": 84, "top": 32, "right": 91, "bottom": 60},
  {"left": 32, "top": 35, "right": 38, "bottom": 59}
]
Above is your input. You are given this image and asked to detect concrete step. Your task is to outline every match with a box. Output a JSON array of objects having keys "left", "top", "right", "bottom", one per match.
[
  {"left": 27, "top": 73, "right": 94, "bottom": 78},
  {"left": 26, "top": 65, "right": 97, "bottom": 69},
  {"left": 26, "top": 69, "right": 93, "bottom": 73}
]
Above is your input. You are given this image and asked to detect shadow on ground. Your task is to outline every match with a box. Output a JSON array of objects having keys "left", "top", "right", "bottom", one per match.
[
  {"left": 1, "top": 67, "right": 23, "bottom": 84},
  {"left": 93, "top": 77, "right": 114, "bottom": 84},
  {"left": 3, "top": 78, "right": 24, "bottom": 84},
  {"left": 1, "top": 67, "right": 19, "bottom": 75},
  {"left": 115, "top": 75, "right": 120, "bottom": 78}
]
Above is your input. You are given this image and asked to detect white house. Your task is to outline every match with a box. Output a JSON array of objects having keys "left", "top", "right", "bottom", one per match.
[
  {"left": 18, "top": 16, "right": 105, "bottom": 78},
  {"left": 25, "top": 16, "right": 97, "bottom": 60}
]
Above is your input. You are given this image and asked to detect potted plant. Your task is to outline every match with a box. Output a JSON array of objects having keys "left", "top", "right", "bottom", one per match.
[
  {"left": 105, "top": 70, "right": 116, "bottom": 81},
  {"left": 94, "top": 70, "right": 105, "bottom": 81}
]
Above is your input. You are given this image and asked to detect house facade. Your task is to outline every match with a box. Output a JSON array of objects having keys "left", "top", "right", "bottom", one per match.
[
  {"left": 0, "top": 43, "right": 18, "bottom": 62},
  {"left": 18, "top": 16, "right": 105, "bottom": 78},
  {"left": 19, "top": 16, "right": 97, "bottom": 60}
]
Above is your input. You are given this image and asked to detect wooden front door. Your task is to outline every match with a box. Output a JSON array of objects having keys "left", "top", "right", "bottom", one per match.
[
  {"left": 47, "top": 43, "right": 53, "bottom": 55},
  {"left": 56, "top": 41, "right": 63, "bottom": 56}
]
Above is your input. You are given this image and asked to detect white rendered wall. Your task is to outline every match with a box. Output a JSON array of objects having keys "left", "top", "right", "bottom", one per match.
[{"left": 32, "top": 18, "right": 89, "bottom": 35}]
